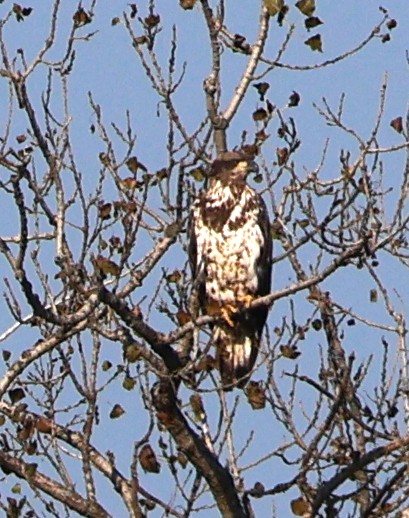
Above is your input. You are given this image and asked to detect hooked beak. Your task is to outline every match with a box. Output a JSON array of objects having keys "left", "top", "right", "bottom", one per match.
[{"left": 247, "top": 160, "right": 259, "bottom": 174}]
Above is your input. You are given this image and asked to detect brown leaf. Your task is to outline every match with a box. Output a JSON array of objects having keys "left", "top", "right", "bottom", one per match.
[
  {"left": 249, "top": 481, "right": 265, "bottom": 498},
  {"left": 276, "top": 147, "right": 289, "bottom": 165},
  {"left": 129, "top": 3, "right": 138, "bottom": 18},
  {"left": 176, "top": 310, "right": 191, "bottom": 326},
  {"left": 124, "top": 344, "right": 141, "bottom": 363},
  {"left": 253, "top": 108, "right": 268, "bottom": 122},
  {"left": 264, "top": 0, "right": 284, "bottom": 17},
  {"left": 381, "top": 33, "right": 390, "bottom": 43},
  {"left": 295, "top": 0, "right": 315, "bottom": 16},
  {"left": 177, "top": 451, "right": 188, "bottom": 467},
  {"left": 180, "top": 0, "right": 196, "bottom": 9},
  {"left": 144, "top": 14, "right": 160, "bottom": 29},
  {"left": 99, "top": 202, "right": 112, "bottom": 220},
  {"left": 305, "top": 16, "right": 323, "bottom": 30},
  {"left": 122, "top": 376, "right": 137, "bottom": 391},
  {"left": 311, "top": 319, "right": 322, "bottom": 331},
  {"left": 390, "top": 116, "right": 403, "bottom": 134},
  {"left": 190, "top": 395, "right": 205, "bottom": 421},
  {"left": 13, "top": 4, "right": 32, "bottom": 21},
  {"left": 101, "top": 360, "right": 112, "bottom": 371},
  {"left": 16, "top": 134, "right": 26, "bottom": 143},
  {"left": 291, "top": 496, "right": 311, "bottom": 516},
  {"left": 120, "top": 177, "right": 137, "bottom": 190},
  {"left": 35, "top": 417, "right": 52, "bottom": 434},
  {"left": 245, "top": 381, "right": 266, "bottom": 409},
  {"left": 126, "top": 156, "right": 147, "bottom": 173},
  {"left": 111, "top": 17, "right": 121, "bottom": 26},
  {"left": 288, "top": 91, "right": 300, "bottom": 107},
  {"left": 304, "top": 34, "right": 322, "bottom": 52},
  {"left": 109, "top": 403, "right": 125, "bottom": 419},
  {"left": 73, "top": 7, "right": 91, "bottom": 27},
  {"left": 166, "top": 270, "right": 181, "bottom": 283},
  {"left": 94, "top": 256, "right": 120, "bottom": 276},
  {"left": 253, "top": 82, "right": 270, "bottom": 101},
  {"left": 280, "top": 344, "right": 301, "bottom": 359},
  {"left": 139, "top": 444, "right": 161, "bottom": 473},
  {"left": 8, "top": 388, "right": 25, "bottom": 404},
  {"left": 387, "top": 19, "right": 397, "bottom": 30},
  {"left": 2, "top": 350, "right": 11, "bottom": 361},
  {"left": 370, "top": 289, "right": 378, "bottom": 303}
]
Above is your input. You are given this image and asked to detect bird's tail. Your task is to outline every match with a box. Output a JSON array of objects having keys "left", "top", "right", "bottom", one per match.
[{"left": 213, "top": 325, "right": 259, "bottom": 390}]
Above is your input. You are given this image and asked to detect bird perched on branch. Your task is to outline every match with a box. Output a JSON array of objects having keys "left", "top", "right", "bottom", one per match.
[{"left": 189, "top": 151, "right": 272, "bottom": 389}]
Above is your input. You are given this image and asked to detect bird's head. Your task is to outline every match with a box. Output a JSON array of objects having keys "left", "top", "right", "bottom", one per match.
[{"left": 208, "top": 151, "right": 258, "bottom": 185}]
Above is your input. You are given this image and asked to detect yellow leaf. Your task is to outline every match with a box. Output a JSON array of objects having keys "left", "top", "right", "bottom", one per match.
[
  {"left": 305, "top": 34, "right": 322, "bottom": 52},
  {"left": 264, "top": 0, "right": 284, "bottom": 17},
  {"left": 295, "top": 0, "right": 315, "bottom": 16},
  {"left": 291, "top": 496, "right": 310, "bottom": 516}
]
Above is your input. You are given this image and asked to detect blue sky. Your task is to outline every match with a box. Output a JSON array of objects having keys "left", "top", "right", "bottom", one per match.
[{"left": 1, "top": 1, "right": 409, "bottom": 516}]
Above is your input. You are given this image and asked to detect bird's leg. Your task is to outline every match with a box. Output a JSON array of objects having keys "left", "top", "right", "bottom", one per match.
[
  {"left": 237, "top": 293, "right": 255, "bottom": 308},
  {"left": 221, "top": 304, "right": 238, "bottom": 327}
]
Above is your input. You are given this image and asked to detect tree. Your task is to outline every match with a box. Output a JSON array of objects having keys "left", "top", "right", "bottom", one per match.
[{"left": 0, "top": 0, "right": 408, "bottom": 516}]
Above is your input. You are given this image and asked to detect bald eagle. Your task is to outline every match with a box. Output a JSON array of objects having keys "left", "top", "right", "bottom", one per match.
[{"left": 189, "top": 151, "right": 272, "bottom": 389}]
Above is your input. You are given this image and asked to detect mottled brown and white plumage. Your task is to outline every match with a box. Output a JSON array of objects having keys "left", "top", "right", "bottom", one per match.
[{"left": 189, "top": 151, "right": 272, "bottom": 389}]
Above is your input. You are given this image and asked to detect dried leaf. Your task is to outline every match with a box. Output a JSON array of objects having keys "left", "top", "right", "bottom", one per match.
[
  {"left": 291, "top": 496, "right": 310, "bottom": 516},
  {"left": 11, "top": 484, "right": 21, "bottom": 494},
  {"left": 101, "top": 360, "right": 112, "bottom": 371},
  {"left": 280, "top": 344, "right": 301, "bottom": 359},
  {"left": 126, "top": 156, "right": 147, "bottom": 173},
  {"left": 139, "top": 444, "right": 161, "bottom": 473},
  {"left": 390, "top": 116, "right": 403, "bottom": 134},
  {"left": 110, "top": 403, "right": 125, "bottom": 419},
  {"left": 190, "top": 395, "right": 205, "bottom": 421},
  {"left": 311, "top": 319, "right": 322, "bottom": 331},
  {"left": 245, "top": 381, "right": 266, "bottom": 409},
  {"left": 370, "top": 289, "right": 378, "bottom": 303},
  {"left": 387, "top": 19, "right": 397, "bottom": 30},
  {"left": 25, "top": 463, "right": 37, "bottom": 478},
  {"left": 124, "top": 344, "right": 141, "bottom": 363},
  {"left": 180, "top": 0, "right": 196, "bottom": 9},
  {"left": 190, "top": 167, "right": 206, "bottom": 182},
  {"left": 99, "top": 202, "right": 111, "bottom": 220},
  {"left": 295, "top": 0, "right": 315, "bottom": 16},
  {"left": 73, "top": 7, "right": 91, "bottom": 27},
  {"left": 120, "top": 177, "right": 138, "bottom": 190},
  {"left": 167, "top": 270, "right": 181, "bottom": 283},
  {"left": 253, "top": 108, "right": 268, "bottom": 122},
  {"left": 129, "top": 3, "right": 137, "bottom": 18},
  {"left": 2, "top": 350, "right": 11, "bottom": 361},
  {"left": 253, "top": 82, "right": 270, "bottom": 101},
  {"left": 122, "top": 376, "right": 137, "bottom": 391},
  {"left": 288, "top": 91, "right": 300, "bottom": 107},
  {"left": 276, "top": 147, "right": 289, "bottom": 165},
  {"left": 177, "top": 451, "right": 188, "bottom": 467},
  {"left": 249, "top": 481, "right": 265, "bottom": 498},
  {"left": 176, "top": 310, "right": 191, "bottom": 326},
  {"left": 305, "top": 34, "right": 322, "bottom": 52},
  {"left": 9, "top": 388, "right": 25, "bottom": 404},
  {"left": 164, "top": 222, "right": 179, "bottom": 238},
  {"left": 264, "top": 0, "right": 284, "bottom": 17},
  {"left": 16, "top": 134, "right": 26, "bottom": 143},
  {"left": 305, "top": 16, "right": 323, "bottom": 30},
  {"left": 111, "top": 17, "right": 121, "bottom": 26},
  {"left": 94, "top": 256, "right": 120, "bottom": 276},
  {"left": 35, "top": 417, "right": 52, "bottom": 433},
  {"left": 144, "top": 14, "right": 160, "bottom": 28}
]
